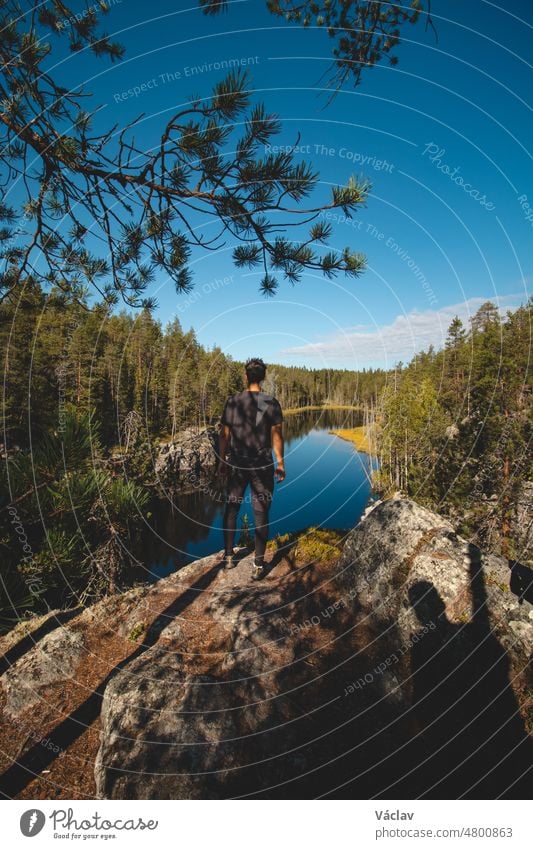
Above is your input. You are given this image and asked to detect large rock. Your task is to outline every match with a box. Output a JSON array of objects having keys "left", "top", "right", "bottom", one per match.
[
  {"left": 336, "top": 496, "right": 532, "bottom": 663},
  {"left": 94, "top": 498, "right": 532, "bottom": 799},
  {"left": 2, "top": 626, "right": 85, "bottom": 718},
  {"left": 94, "top": 549, "right": 337, "bottom": 800},
  {"left": 154, "top": 427, "right": 218, "bottom": 490},
  {"left": 335, "top": 496, "right": 533, "bottom": 796}
]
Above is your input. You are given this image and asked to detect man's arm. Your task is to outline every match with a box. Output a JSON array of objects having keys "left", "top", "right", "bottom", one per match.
[
  {"left": 272, "top": 424, "right": 285, "bottom": 481},
  {"left": 218, "top": 424, "right": 231, "bottom": 475}
]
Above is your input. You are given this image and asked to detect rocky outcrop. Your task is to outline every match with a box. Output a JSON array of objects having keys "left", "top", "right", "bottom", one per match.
[
  {"left": 337, "top": 497, "right": 532, "bottom": 796},
  {"left": 1, "top": 498, "right": 531, "bottom": 800},
  {"left": 337, "top": 497, "right": 532, "bottom": 653},
  {"left": 154, "top": 427, "right": 218, "bottom": 490},
  {"left": 94, "top": 498, "right": 531, "bottom": 799},
  {"left": 93, "top": 547, "right": 339, "bottom": 800},
  {"left": 2, "top": 626, "right": 85, "bottom": 718},
  {"left": 338, "top": 497, "right": 532, "bottom": 679},
  {"left": 512, "top": 481, "right": 533, "bottom": 565}
]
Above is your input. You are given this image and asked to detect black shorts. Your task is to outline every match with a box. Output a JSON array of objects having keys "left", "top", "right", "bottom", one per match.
[{"left": 226, "top": 456, "right": 274, "bottom": 512}]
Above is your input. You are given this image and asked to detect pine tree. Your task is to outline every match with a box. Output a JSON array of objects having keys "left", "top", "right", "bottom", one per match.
[
  {"left": 203, "top": 1, "right": 434, "bottom": 93},
  {"left": 442, "top": 316, "right": 468, "bottom": 418},
  {"left": 1, "top": 2, "right": 369, "bottom": 307}
]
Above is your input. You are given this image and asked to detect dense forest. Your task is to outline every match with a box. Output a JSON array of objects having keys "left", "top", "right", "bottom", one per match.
[
  {"left": 373, "top": 299, "right": 532, "bottom": 560},
  {"left": 262, "top": 363, "right": 387, "bottom": 410}
]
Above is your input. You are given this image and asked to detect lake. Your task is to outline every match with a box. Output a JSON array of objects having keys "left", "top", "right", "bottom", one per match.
[{"left": 137, "top": 409, "right": 377, "bottom": 579}]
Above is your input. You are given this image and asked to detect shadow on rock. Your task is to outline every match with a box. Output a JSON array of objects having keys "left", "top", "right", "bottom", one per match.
[{"left": 408, "top": 544, "right": 532, "bottom": 798}]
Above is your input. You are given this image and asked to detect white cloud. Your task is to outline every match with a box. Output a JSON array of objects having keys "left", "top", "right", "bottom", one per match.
[{"left": 281, "top": 294, "right": 525, "bottom": 368}]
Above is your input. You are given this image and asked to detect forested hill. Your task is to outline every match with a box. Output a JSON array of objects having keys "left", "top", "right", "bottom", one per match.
[{"left": 0, "top": 282, "right": 386, "bottom": 449}]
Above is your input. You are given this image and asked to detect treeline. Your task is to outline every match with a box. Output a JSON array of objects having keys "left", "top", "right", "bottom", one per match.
[
  {"left": 373, "top": 300, "right": 532, "bottom": 561},
  {"left": 262, "top": 364, "right": 388, "bottom": 409},
  {"left": 1, "top": 281, "right": 384, "bottom": 451},
  {"left": 1, "top": 282, "right": 241, "bottom": 448}
]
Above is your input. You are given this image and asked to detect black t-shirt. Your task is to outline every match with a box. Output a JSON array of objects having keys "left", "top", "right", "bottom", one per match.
[{"left": 221, "top": 391, "right": 283, "bottom": 459}]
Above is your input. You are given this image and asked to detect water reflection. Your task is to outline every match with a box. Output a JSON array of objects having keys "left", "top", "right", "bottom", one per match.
[
  {"left": 133, "top": 408, "right": 373, "bottom": 581},
  {"left": 282, "top": 408, "right": 363, "bottom": 442}
]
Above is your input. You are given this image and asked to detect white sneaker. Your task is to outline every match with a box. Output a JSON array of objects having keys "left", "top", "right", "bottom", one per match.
[
  {"left": 251, "top": 560, "right": 265, "bottom": 581},
  {"left": 223, "top": 553, "right": 237, "bottom": 569}
]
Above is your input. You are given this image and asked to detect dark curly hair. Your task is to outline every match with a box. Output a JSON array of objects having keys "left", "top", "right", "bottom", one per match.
[{"left": 245, "top": 357, "right": 267, "bottom": 385}]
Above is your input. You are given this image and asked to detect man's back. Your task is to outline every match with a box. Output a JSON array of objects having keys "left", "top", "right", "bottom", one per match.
[
  {"left": 221, "top": 390, "right": 283, "bottom": 460},
  {"left": 219, "top": 358, "right": 285, "bottom": 580}
]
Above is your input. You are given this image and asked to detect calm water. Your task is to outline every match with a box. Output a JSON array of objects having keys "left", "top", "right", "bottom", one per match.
[{"left": 136, "top": 409, "right": 377, "bottom": 580}]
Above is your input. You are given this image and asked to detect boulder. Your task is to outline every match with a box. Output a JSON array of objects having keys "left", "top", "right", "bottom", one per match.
[
  {"left": 94, "top": 549, "right": 335, "bottom": 799},
  {"left": 154, "top": 427, "right": 218, "bottom": 491},
  {"left": 2, "top": 626, "right": 85, "bottom": 718},
  {"left": 94, "top": 498, "right": 532, "bottom": 799},
  {"left": 335, "top": 496, "right": 533, "bottom": 797},
  {"left": 336, "top": 496, "right": 532, "bottom": 665}
]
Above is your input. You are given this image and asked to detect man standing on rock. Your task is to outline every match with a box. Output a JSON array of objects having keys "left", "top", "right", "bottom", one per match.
[{"left": 218, "top": 357, "right": 285, "bottom": 580}]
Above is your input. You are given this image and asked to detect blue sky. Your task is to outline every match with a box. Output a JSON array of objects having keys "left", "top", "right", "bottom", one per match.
[{"left": 46, "top": 0, "right": 532, "bottom": 368}]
